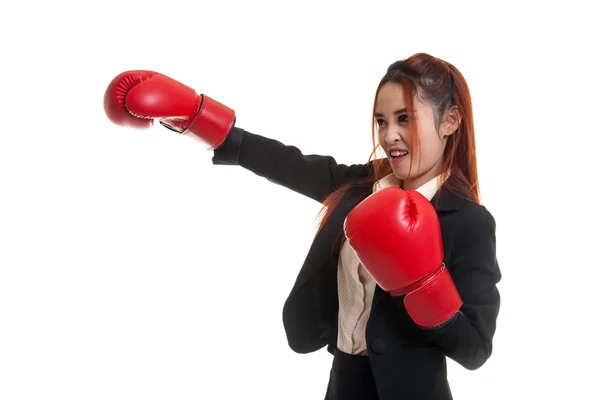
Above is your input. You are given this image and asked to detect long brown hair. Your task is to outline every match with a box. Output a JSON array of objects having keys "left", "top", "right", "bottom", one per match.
[{"left": 313, "top": 52, "right": 480, "bottom": 237}]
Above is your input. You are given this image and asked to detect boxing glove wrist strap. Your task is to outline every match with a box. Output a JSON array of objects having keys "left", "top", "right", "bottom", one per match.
[
  {"left": 403, "top": 265, "right": 463, "bottom": 328},
  {"left": 184, "top": 94, "right": 236, "bottom": 150}
]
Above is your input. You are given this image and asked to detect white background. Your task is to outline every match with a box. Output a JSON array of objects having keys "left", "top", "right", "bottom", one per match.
[{"left": 1, "top": 0, "right": 598, "bottom": 399}]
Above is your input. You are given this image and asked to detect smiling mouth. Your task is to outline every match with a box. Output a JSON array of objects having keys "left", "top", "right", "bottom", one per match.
[{"left": 390, "top": 150, "right": 408, "bottom": 158}]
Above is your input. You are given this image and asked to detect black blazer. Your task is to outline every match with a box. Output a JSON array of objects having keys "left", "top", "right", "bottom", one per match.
[{"left": 213, "top": 127, "right": 502, "bottom": 400}]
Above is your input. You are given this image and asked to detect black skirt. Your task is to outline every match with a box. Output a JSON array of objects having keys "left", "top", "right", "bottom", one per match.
[{"left": 325, "top": 348, "right": 379, "bottom": 400}]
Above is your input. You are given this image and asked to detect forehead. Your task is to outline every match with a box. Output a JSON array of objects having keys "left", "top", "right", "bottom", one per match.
[
  {"left": 375, "top": 82, "right": 405, "bottom": 107},
  {"left": 375, "top": 82, "right": 425, "bottom": 112}
]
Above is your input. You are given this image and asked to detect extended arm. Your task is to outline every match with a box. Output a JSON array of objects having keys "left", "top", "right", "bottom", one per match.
[{"left": 213, "top": 127, "right": 370, "bottom": 203}]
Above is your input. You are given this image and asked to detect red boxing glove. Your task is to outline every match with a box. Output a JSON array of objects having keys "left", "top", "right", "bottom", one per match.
[
  {"left": 343, "top": 187, "right": 462, "bottom": 328},
  {"left": 103, "top": 70, "right": 235, "bottom": 150}
]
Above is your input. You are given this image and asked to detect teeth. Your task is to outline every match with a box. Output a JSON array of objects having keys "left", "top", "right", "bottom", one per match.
[{"left": 391, "top": 151, "right": 408, "bottom": 157}]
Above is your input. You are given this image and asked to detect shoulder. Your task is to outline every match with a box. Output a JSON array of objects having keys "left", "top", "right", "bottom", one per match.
[
  {"left": 455, "top": 202, "right": 496, "bottom": 233},
  {"left": 446, "top": 202, "right": 497, "bottom": 258},
  {"left": 443, "top": 201, "right": 501, "bottom": 287},
  {"left": 438, "top": 193, "right": 498, "bottom": 257},
  {"left": 448, "top": 202, "right": 498, "bottom": 268},
  {"left": 435, "top": 187, "right": 497, "bottom": 236}
]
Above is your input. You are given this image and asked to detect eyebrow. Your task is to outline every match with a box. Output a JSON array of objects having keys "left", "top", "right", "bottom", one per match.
[{"left": 374, "top": 108, "right": 407, "bottom": 118}]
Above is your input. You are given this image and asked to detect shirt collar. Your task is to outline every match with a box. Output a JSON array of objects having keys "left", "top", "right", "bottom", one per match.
[{"left": 372, "top": 172, "right": 449, "bottom": 201}]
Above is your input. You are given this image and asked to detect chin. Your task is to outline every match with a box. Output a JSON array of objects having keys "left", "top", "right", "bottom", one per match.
[{"left": 389, "top": 166, "right": 408, "bottom": 181}]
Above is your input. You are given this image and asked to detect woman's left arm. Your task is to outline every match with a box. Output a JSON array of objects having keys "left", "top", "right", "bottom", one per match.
[{"left": 417, "top": 206, "right": 502, "bottom": 370}]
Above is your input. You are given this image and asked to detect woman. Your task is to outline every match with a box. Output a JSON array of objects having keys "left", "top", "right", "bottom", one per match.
[{"left": 104, "top": 52, "right": 502, "bottom": 400}]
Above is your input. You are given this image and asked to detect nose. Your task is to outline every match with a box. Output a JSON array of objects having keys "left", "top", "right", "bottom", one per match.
[{"left": 383, "top": 126, "right": 402, "bottom": 145}]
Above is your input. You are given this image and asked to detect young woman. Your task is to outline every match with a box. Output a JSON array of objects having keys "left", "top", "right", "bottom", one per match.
[{"left": 104, "top": 52, "right": 502, "bottom": 400}]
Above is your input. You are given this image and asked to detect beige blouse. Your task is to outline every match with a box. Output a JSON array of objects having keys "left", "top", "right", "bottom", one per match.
[{"left": 336, "top": 173, "right": 446, "bottom": 355}]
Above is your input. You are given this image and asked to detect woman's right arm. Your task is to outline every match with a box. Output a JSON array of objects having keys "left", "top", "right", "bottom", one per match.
[
  {"left": 212, "top": 127, "right": 370, "bottom": 203},
  {"left": 102, "top": 71, "right": 363, "bottom": 202}
]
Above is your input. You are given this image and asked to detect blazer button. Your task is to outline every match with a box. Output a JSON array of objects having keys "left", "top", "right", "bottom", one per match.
[{"left": 370, "top": 339, "right": 386, "bottom": 354}]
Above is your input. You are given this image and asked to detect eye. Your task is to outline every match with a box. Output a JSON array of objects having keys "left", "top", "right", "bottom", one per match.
[
  {"left": 376, "top": 118, "right": 385, "bottom": 126},
  {"left": 398, "top": 114, "right": 409, "bottom": 123}
]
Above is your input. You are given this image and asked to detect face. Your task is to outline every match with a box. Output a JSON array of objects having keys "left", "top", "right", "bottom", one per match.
[{"left": 375, "top": 82, "right": 459, "bottom": 190}]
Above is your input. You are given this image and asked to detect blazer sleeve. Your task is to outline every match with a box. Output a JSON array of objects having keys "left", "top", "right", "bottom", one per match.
[
  {"left": 417, "top": 205, "right": 502, "bottom": 370},
  {"left": 211, "top": 127, "right": 370, "bottom": 203}
]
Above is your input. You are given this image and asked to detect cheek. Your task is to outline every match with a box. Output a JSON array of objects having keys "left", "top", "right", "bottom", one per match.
[{"left": 413, "top": 134, "right": 443, "bottom": 160}]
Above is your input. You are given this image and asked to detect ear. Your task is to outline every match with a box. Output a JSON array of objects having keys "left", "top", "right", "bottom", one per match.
[{"left": 440, "top": 106, "right": 461, "bottom": 139}]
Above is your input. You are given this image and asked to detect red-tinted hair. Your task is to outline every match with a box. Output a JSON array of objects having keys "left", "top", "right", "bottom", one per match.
[{"left": 314, "top": 52, "right": 480, "bottom": 236}]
